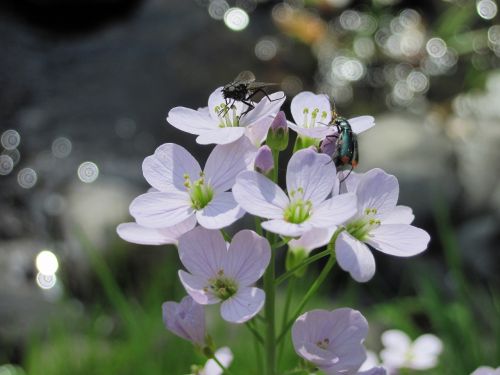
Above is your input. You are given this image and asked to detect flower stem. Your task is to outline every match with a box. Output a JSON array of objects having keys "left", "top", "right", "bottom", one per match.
[
  {"left": 277, "top": 277, "right": 295, "bottom": 368},
  {"left": 275, "top": 248, "right": 330, "bottom": 286},
  {"left": 264, "top": 240, "right": 276, "bottom": 375},
  {"left": 276, "top": 229, "right": 343, "bottom": 344},
  {"left": 245, "top": 320, "right": 264, "bottom": 344}
]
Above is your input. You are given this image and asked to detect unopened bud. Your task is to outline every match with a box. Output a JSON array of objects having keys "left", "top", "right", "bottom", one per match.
[
  {"left": 254, "top": 145, "right": 274, "bottom": 176},
  {"left": 267, "top": 111, "right": 289, "bottom": 151},
  {"left": 285, "top": 247, "right": 308, "bottom": 278},
  {"left": 319, "top": 134, "right": 337, "bottom": 156}
]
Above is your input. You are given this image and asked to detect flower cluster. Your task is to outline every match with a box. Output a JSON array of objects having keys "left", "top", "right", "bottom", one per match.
[{"left": 117, "top": 82, "right": 431, "bottom": 375}]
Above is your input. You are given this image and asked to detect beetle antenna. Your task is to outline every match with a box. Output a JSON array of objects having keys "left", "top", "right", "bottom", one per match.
[{"left": 331, "top": 97, "right": 339, "bottom": 121}]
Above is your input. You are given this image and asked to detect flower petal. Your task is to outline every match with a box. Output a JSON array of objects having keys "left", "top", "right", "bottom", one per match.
[
  {"left": 382, "top": 205, "right": 414, "bottom": 224},
  {"left": 223, "top": 230, "right": 271, "bottom": 286},
  {"left": 203, "top": 347, "right": 234, "bottom": 375},
  {"left": 245, "top": 116, "right": 273, "bottom": 146},
  {"left": 220, "top": 287, "right": 265, "bottom": 323},
  {"left": 162, "top": 296, "right": 206, "bottom": 345},
  {"left": 196, "top": 127, "right": 246, "bottom": 145},
  {"left": 289, "top": 227, "right": 336, "bottom": 253},
  {"left": 240, "top": 91, "right": 286, "bottom": 126},
  {"left": 129, "top": 191, "right": 193, "bottom": 228},
  {"left": 411, "top": 334, "right": 443, "bottom": 369},
  {"left": 338, "top": 171, "right": 362, "bottom": 194},
  {"left": 357, "top": 367, "right": 387, "bottom": 375},
  {"left": 380, "top": 330, "right": 411, "bottom": 369},
  {"left": 261, "top": 219, "right": 313, "bottom": 237},
  {"left": 366, "top": 224, "right": 430, "bottom": 257},
  {"left": 308, "top": 193, "right": 358, "bottom": 228},
  {"left": 204, "top": 137, "right": 257, "bottom": 193},
  {"left": 116, "top": 216, "right": 196, "bottom": 246},
  {"left": 290, "top": 91, "right": 332, "bottom": 126},
  {"left": 178, "top": 226, "right": 227, "bottom": 278},
  {"left": 336, "top": 232, "right": 376, "bottom": 282},
  {"left": 286, "top": 148, "right": 337, "bottom": 206},
  {"left": 178, "top": 270, "right": 219, "bottom": 305},
  {"left": 142, "top": 143, "right": 201, "bottom": 192},
  {"left": 349, "top": 116, "right": 375, "bottom": 134},
  {"left": 356, "top": 168, "right": 399, "bottom": 218},
  {"left": 233, "top": 171, "right": 289, "bottom": 219},
  {"left": 288, "top": 121, "right": 332, "bottom": 139},
  {"left": 166, "top": 107, "right": 215, "bottom": 135},
  {"left": 196, "top": 192, "right": 245, "bottom": 229}
]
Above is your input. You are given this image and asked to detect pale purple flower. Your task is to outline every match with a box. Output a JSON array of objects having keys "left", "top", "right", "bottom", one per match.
[
  {"left": 335, "top": 168, "right": 430, "bottom": 282},
  {"left": 167, "top": 87, "right": 285, "bottom": 145},
  {"left": 254, "top": 145, "right": 274, "bottom": 175},
  {"left": 233, "top": 148, "right": 357, "bottom": 237},
  {"left": 162, "top": 295, "right": 206, "bottom": 346},
  {"left": 380, "top": 330, "right": 443, "bottom": 371},
  {"left": 177, "top": 227, "right": 270, "bottom": 323},
  {"left": 287, "top": 91, "right": 375, "bottom": 140},
  {"left": 292, "top": 308, "right": 369, "bottom": 374},
  {"left": 116, "top": 215, "right": 196, "bottom": 246},
  {"left": 202, "top": 347, "right": 234, "bottom": 375},
  {"left": 471, "top": 367, "right": 500, "bottom": 375},
  {"left": 359, "top": 351, "right": 388, "bottom": 375},
  {"left": 130, "top": 137, "right": 256, "bottom": 230},
  {"left": 288, "top": 227, "right": 336, "bottom": 254}
]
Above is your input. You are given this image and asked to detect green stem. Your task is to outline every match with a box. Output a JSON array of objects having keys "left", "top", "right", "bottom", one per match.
[
  {"left": 245, "top": 321, "right": 264, "bottom": 344},
  {"left": 220, "top": 229, "right": 232, "bottom": 242},
  {"left": 264, "top": 244, "right": 276, "bottom": 375},
  {"left": 272, "top": 149, "right": 279, "bottom": 183},
  {"left": 275, "top": 248, "right": 330, "bottom": 286},
  {"left": 272, "top": 238, "right": 291, "bottom": 249},
  {"left": 277, "top": 277, "right": 295, "bottom": 367},
  {"left": 276, "top": 229, "right": 343, "bottom": 344}
]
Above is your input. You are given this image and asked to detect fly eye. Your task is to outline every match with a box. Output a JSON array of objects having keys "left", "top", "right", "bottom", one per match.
[{"left": 229, "top": 87, "right": 234, "bottom": 91}]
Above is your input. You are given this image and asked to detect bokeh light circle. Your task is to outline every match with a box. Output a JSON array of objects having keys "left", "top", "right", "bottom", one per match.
[
  {"left": 208, "top": 0, "right": 229, "bottom": 20},
  {"left": 224, "top": 8, "right": 249, "bottom": 31},
  {"left": 1, "top": 129, "right": 20, "bottom": 150},
  {"left": 77, "top": 161, "right": 99, "bottom": 183},
  {"left": 36, "top": 250, "right": 59, "bottom": 275},
  {"left": 255, "top": 38, "right": 278, "bottom": 61},
  {"left": 426, "top": 37, "right": 447, "bottom": 58},
  {"left": 36, "top": 272, "right": 57, "bottom": 289},
  {"left": 17, "top": 168, "right": 37, "bottom": 188},
  {"left": 477, "top": 0, "right": 498, "bottom": 19},
  {"left": 51, "top": 137, "right": 72, "bottom": 158},
  {"left": 407, "top": 71, "right": 429, "bottom": 93},
  {"left": 0, "top": 154, "right": 14, "bottom": 175}
]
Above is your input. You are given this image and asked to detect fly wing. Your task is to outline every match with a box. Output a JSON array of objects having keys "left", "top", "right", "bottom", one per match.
[
  {"left": 232, "top": 70, "right": 256, "bottom": 84},
  {"left": 247, "top": 82, "right": 278, "bottom": 90}
]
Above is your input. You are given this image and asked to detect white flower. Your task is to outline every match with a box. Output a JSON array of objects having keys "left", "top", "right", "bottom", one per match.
[
  {"left": 380, "top": 330, "right": 443, "bottom": 371},
  {"left": 335, "top": 168, "right": 430, "bottom": 282},
  {"left": 201, "top": 347, "right": 234, "bottom": 375},
  {"left": 471, "top": 366, "right": 500, "bottom": 375},
  {"left": 287, "top": 91, "right": 375, "bottom": 139},
  {"left": 116, "top": 216, "right": 196, "bottom": 246},
  {"left": 178, "top": 227, "right": 271, "bottom": 323},
  {"left": 130, "top": 137, "right": 256, "bottom": 230},
  {"left": 162, "top": 295, "right": 205, "bottom": 346},
  {"left": 167, "top": 87, "right": 285, "bottom": 145},
  {"left": 233, "top": 148, "right": 357, "bottom": 237}
]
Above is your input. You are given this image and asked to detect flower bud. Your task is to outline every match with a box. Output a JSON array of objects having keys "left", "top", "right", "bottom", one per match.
[
  {"left": 254, "top": 145, "right": 274, "bottom": 176},
  {"left": 162, "top": 296, "right": 206, "bottom": 347},
  {"left": 266, "top": 111, "right": 289, "bottom": 151},
  {"left": 285, "top": 247, "right": 308, "bottom": 278},
  {"left": 319, "top": 133, "right": 337, "bottom": 156}
]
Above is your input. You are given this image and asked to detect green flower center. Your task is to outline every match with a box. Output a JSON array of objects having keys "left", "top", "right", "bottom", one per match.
[
  {"left": 207, "top": 270, "right": 238, "bottom": 301},
  {"left": 184, "top": 172, "right": 214, "bottom": 210},
  {"left": 214, "top": 104, "right": 240, "bottom": 128},
  {"left": 345, "top": 207, "right": 381, "bottom": 241},
  {"left": 283, "top": 188, "right": 313, "bottom": 224},
  {"left": 302, "top": 107, "right": 328, "bottom": 128}
]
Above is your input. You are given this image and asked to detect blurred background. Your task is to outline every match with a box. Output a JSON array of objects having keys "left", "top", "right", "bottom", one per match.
[{"left": 0, "top": 0, "right": 499, "bottom": 374}]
